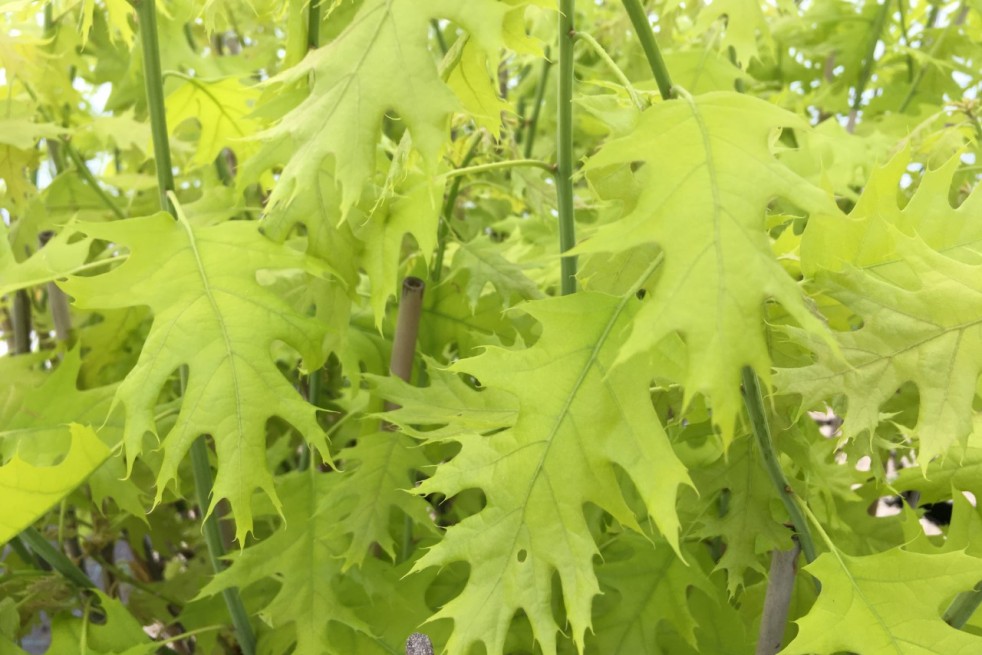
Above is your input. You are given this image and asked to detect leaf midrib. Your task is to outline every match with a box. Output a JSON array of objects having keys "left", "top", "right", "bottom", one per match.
[{"left": 177, "top": 211, "right": 246, "bottom": 458}]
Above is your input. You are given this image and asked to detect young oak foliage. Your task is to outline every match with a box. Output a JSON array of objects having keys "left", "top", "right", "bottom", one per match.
[
  {"left": 779, "top": 154, "right": 982, "bottom": 462},
  {"left": 405, "top": 292, "right": 690, "bottom": 655},
  {"left": 579, "top": 91, "right": 838, "bottom": 441},
  {"left": 61, "top": 210, "right": 334, "bottom": 542}
]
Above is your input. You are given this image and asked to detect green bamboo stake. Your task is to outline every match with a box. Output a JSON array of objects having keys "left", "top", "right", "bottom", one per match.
[
  {"left": 620, "top": 0, "right": 674, "bottom": 100},
  {"left": 741, "top": 366, "right": 818, "bottom": 564},
  {"left": 134, "top": 1, "right": 255, "bottom": 652},
  {"left": 557, "top": 0, "right": 577, "bottom": 296}
]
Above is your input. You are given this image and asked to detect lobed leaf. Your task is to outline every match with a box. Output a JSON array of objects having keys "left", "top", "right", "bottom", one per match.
[
  {"left": 783, "top": 548, "right": 982, "bottom": 655},
  {"left": 249, "top": 0, "right": 519, "bottom": 214},
  {"left": 410, "top": 292, "right": 690, "bottom": 655},
  {"left": 779, "top": 153, "right": 982, "bottom": 462},
  {"left": 579, "top": 91, "right": 837, "bottom": 440},
  {"left": 0, "top": 424, "right": 110, "bottom": 544},
  {"left": 61, "top": 211, "right": 333, "bottom": 542}
]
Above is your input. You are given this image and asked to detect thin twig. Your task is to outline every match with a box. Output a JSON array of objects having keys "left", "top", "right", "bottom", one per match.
[
  {"left": 574, "top": 32, "right": 645, "bottom": 110},
  {"left": 432, "top": 131, "right": 482, "bottom": 284},
  {"left": 523, "top": 48, "right": 552, "bottom": 159},
  {"left": 442, "top": 158, "right": 554, "bottom": 180},
  {"left": 741, "top": 366, "right": 818, "bottom": 563}
]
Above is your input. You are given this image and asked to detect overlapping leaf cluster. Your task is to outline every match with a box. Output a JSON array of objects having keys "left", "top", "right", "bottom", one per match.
[{"left": 2, "top": 0, "right": 982, "bottom": 654}]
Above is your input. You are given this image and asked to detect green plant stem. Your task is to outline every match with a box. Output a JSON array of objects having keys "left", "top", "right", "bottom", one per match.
[
  {"left": 442, "top": 158, "right": 554, "bottom": 180},
  {"left": 135, "top": 0, "right": 175, "bottom": 211},
  {"left": 898, "top": 4, "right": 968, "bottom": 112},
  {"left": 741, "top": 366, "right": 818, "bottom": 564},
  {"left": 431, "top": 19, "right": 448, "bottom": 54},
  {"left": 944, "top": 582, "right": 982, "bottom": 628},
  {"left": 620, "top": 0, "right": 674, "bottom": 100},
  {"left": 847, "top": 0, "right": 891, "bottom": 132},
  {"left": 574, "top": 32, "right": 644, "bottom": 110},
  {"left": 23, "top": 82, "right": 126, "bottom": 220},
  {"left": 136, "top": 2, "right": 255, "bottom": 651},
  {"left": 298, "top": 362, "right": 321, "bottom": 471},
  {"left": 523, "top": 49, "right": 552, "bottom": 159},
  {"left": 432, "top": 131, "right": 482, "bottom": 284},
  {"left": 557, "top": 0, "right": 577, "bottom": 296},
  {"left": 42, "top": 4, "right": 69, "bottom": 172},
  {"left": 62, "top": 141, "right": 127, "bottom": 220},
  {"left": 19, "top": 527, "right": 95, "bottom": 590},
  {"left": 189, "top": 440, "right": 255, "bottom": 655},
  {"left": 307, "top": 0, "right": 320, "bottom": 49}
]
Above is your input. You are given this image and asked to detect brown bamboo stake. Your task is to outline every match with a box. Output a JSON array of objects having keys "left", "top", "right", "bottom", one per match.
[
  {"left": 12, "top": 290, "right": 31, "bottom": 355},
  {"left": 386, "top": 277, "right": 426, "bottom": 565},
  {"left": 756, "top": 541, "right": 802, "bottom": 655},
  {"left": 39, "top": 232, "right": 72, "bottom": 345},
  {"left": 385, "top": 276, "right": 425, "bottom": 412}
]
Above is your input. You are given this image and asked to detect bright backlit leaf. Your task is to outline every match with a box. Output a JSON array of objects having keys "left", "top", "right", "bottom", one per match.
[
  {"left": 0, "top": 424, "right": 109, "bottom": 544},
  {"left": 61, "top": 210, "right": 333, "bottom": 541}
]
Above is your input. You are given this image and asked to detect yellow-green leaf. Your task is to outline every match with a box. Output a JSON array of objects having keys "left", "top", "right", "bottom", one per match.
[{"left": 0, "top": 424, "right": 110, "bottom": 544}]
